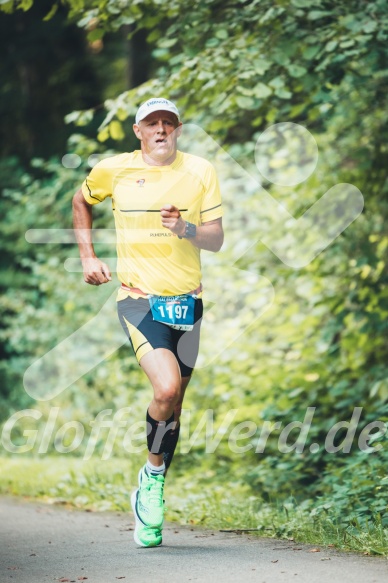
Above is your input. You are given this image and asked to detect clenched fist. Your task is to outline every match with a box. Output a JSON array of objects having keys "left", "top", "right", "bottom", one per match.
[{"left": 160, "top": 204, "right": 186, "bottom": 237}]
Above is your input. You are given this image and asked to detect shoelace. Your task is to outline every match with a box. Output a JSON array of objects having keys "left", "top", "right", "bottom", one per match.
[{"left": 142, "top": 474, "right": 164, "bottom": 506}]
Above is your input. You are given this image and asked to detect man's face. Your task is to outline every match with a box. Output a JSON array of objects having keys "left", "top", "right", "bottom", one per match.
[{"left": 133, "top": 110, "right": 182, "bottom": 163}]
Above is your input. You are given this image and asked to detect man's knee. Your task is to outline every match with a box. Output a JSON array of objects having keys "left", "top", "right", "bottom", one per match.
[{"left": 154, "top": 381, "right": 181, "bottom": 408}]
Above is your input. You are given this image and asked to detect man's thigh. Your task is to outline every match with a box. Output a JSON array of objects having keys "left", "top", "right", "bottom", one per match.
[
  {"left": 140, "top": 347, "right": 182, "bottom": 393},
  {"left": 117, "top": 296, "right": 203, "bottom": 376}
]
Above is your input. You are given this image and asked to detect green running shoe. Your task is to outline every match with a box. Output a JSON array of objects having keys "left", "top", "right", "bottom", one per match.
[
  {"left": 131, "top": 466, "right": 165, "bottom": 546},
  {"left": 131, "top": 467, "right": 164, "bottom": 546},
  {"left": 135, "top": 466, "right": 165, "bottom": 528},
  {"left": 131, "top": 489, "right": 162, "bottom": 547}
]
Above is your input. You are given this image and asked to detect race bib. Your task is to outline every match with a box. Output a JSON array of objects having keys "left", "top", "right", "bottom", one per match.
[{"left": 148, "top": 294, "right": 195, "bottom": 331}]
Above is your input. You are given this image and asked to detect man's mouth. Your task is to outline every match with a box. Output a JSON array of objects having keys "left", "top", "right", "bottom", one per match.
[{"left": 155, "top": 138, "right": 167, "bottom": 144}]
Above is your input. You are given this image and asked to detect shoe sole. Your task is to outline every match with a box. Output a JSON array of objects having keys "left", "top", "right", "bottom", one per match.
[{"left": 131, "top": 489, "right": 162, "bottom": 548}]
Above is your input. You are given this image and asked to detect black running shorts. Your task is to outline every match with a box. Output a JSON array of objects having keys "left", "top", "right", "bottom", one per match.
[{"left": 117, "top": 296, "right": 203, "bottom": 377}]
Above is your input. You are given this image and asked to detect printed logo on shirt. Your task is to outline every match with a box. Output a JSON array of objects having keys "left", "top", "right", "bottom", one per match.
[{"left": 137, "top": 179, "right": 145, "bottom": 187}]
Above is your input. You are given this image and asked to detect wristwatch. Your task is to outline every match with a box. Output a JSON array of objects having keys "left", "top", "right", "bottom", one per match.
[{"left": 178, "top": 221, "right": 197, "bottom": 239}]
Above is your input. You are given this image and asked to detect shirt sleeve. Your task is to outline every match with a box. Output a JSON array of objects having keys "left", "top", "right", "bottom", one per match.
[
  {"left": 81, "top": 160, "right": 113, "bottom": 205},
  {"left": 200, "top": 162, "right": 223, "bottom": 223}
]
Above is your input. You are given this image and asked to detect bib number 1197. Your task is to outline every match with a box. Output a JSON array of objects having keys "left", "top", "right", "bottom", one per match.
[
  {"left": 157, "top": 303, "right": 188, "bottom": 320},
  {"left": 148, "top": 294, "right": 195, "bottom": 331}
]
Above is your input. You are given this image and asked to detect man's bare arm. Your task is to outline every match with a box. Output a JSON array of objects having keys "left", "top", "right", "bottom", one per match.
[
  {"left": 160, "top": 205, "right": 223, "bottom": 252},
  {"left": 72, "top": 188, "right": 112, "bottom": 285},
  {"left": 188, "top": 217, "right": 223, "bottom": 252}
]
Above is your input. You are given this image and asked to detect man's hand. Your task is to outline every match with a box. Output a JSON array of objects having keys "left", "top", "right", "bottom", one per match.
[
  {"left": 72, "top": 188, "right": 112, "bottom": 286},
  {"left": 81, "top": 257, "right": 112, "bottom": 286},
  {"left": 160, "top": 204, "right": 186, "bottom": 237}
]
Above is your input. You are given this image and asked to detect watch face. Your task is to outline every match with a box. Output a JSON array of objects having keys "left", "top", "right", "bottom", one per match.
[{"left": 186, "top": 222, "right": 196, "bottom": 238}]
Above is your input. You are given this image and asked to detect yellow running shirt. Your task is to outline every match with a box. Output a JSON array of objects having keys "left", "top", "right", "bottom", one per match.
[{"left": 81, "top": 150, "right": 223, "bottom": 300}]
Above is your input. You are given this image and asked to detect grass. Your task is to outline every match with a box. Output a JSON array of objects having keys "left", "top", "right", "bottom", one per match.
[{"left": 0, "top": 455, "right": 387, "bottom": 557}]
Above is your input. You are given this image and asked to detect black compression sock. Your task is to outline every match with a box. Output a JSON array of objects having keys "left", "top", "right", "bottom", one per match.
[
  {"left": 146, "top": 410, "right": 175, "bottom": 454},
  {"left": 163, "top": 422, "right": 181, "bottom": 470}
]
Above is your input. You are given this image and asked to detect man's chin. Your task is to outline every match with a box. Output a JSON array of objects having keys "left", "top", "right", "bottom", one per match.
[{"left": 151, "top": 146, "right": 174, "bottom": 161}]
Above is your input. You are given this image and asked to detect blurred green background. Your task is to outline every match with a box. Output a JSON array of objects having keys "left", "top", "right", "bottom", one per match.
[{"left": 0, "top": 0, "right": 387, "bottom": 554}]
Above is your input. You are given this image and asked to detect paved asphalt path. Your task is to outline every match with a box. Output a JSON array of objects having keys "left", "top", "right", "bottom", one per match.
[{"left": 0, "top": 497, "right": 387, "bottom": 583}]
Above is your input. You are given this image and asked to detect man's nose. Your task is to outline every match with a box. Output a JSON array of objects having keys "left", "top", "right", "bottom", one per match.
[{"left": 156, "top": 121, "right": 166, "bottom": 132}]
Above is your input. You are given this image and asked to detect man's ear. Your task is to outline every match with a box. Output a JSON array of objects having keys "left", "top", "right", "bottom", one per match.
[
  {"left": 133, "top": 124, "right": 142, "bottom": 140},
  {"left": 175, "top": 122, "right": 183, "bottom": 138}
]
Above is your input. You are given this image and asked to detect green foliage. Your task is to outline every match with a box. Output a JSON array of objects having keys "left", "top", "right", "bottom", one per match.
[
  {"left": 50, "top": 0, "right": 388, "bottom": 149},
  {"left": 0, "top": 149, "right": 125, "bottom": 421}
]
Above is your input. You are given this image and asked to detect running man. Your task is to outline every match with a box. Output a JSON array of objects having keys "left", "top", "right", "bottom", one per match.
[{"left": 72, "top": 97, "right": 223, "bottom": 547}]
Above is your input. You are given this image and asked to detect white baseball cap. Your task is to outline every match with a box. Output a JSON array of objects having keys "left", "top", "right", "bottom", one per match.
[{"left": 135, "top": 97, "right": 180, "bottom": 125}]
